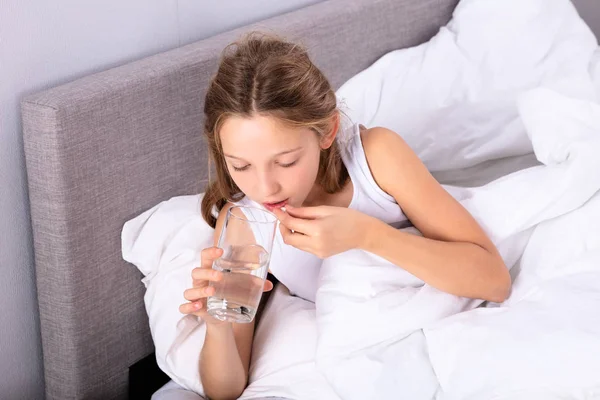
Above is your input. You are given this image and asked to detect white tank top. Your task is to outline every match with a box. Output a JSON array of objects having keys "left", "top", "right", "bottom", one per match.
[{"left": 236, "top": 122, "right": 409, "bottom": 302}]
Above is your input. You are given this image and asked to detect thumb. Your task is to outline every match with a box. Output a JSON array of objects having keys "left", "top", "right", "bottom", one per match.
[{"left": 263, "top": 279, "right": 274, "bottom": 292}]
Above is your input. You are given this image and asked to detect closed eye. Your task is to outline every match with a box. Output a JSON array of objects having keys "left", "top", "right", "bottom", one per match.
[
  {"left": 279, "top": 160, "right": 298, "bottom": 168},
  {"left": 232, "top": 164, "right": 250, "bottom": 172}
]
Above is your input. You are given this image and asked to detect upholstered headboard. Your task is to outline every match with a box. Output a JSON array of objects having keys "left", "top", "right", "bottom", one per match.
[{"left": 21, "top": 0, "right": 458, "bottom": 398}]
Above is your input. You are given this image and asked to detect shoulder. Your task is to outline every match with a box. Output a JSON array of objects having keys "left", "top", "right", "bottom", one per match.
[
  {"left": 360, "top": 125, "right": 412, "bottom": 157},
  {"left": 359, "top": 126, "right": 426, "bottom": 195},
  {"left": 360, "top": 126, "right": 420, "bottom": 174},
  {"left": 215, "top": 202, "right": 248, "bottom": 225}
]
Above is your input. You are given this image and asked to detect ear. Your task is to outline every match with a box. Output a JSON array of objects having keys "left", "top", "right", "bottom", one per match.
[{"left": 319, "top": 112, "right": 341, "bottom": 150}]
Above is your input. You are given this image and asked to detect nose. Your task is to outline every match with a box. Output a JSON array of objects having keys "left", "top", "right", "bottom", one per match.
[{"left": 256, "top": 168, "right": 281, "bottom": 200}]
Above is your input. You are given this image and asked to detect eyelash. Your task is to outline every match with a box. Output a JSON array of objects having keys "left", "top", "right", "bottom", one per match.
[
  {"left": 279, "top": 160, "right": 298, "bottom": 168},
  {"left": 232, "top": 160, "right": 297, "bottom": 172}
]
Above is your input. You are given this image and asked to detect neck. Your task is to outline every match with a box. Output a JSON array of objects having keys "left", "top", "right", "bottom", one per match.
[
  {"left": 302, "top": 183, "right": 327, "bottom": 207},
  {"left": 303, "top": 176, "right": 354, "bottom": 208}
]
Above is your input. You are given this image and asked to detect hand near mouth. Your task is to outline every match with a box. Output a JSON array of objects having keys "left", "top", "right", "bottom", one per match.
[{"left": 270, "top": 205, "right": 374, "bottom": 259}]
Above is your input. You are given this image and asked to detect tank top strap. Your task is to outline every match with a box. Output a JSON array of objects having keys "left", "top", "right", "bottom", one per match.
[{"left": 340, "top": 123, "right": 396, "bottom": 205}]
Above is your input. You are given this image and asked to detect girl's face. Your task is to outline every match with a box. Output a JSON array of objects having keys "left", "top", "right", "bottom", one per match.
[{"left": 219, "top": 115, "right": 327, "bottom": 211}]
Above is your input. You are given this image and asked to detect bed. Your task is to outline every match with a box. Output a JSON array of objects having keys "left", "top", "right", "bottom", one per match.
[
  {"left": 20, "top": 0, "right": 460, "bottom": 398},
  {"left": 21, "top": 0, "right": 600, "bottom": 399}
]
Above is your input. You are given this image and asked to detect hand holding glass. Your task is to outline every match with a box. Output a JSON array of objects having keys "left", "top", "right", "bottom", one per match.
[{"left": 207, "top": 206, "right": 277, "bottom": 323}]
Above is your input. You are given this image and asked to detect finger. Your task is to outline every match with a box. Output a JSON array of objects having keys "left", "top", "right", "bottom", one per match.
[
  {"left": 183, "top": 285, "right": 216, "bottom": 301},
  {"left": 279, "top": 222, "right": 291, "bottom": 238},
  {"left": 200, "top": 247, "right": 223, "bottom": 268},
  {"left": 192, "top": 268, "right": 223, "bottom": 282},
  {"left": 201, "top": 246, "right": 223, "bottom": 259},
  {"left": 272, "top": 208, "right": 315, "bottom": 235},
  {"left": 179, "top": 301, "right": 204, "bottom": 314},
  {"left": 279, "top": 223, "right": 312, "bottom": 251},
  {"left": 263, "top": 280, "right": 274, "bottom": 292},
  {"left": 284, "top": 204, "right": 329, "bottom": 219},
  {"left": 192, "top": 278, "right": 205, "bottom": 287}
]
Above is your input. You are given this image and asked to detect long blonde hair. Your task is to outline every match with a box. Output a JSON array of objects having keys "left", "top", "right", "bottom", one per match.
[{"left": 201, "top": 31, "right": 348, "bottom": 227}]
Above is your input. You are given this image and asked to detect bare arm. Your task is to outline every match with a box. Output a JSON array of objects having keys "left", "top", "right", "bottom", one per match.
[
  {"left": 196, "top": 204, "right": 259, "bottom": 400},
  {"left": 360, "top": 127, "right": 511, "bottom": 302},
  {"left": 200, "top": 321, "right": 255, "bottom": 400}
]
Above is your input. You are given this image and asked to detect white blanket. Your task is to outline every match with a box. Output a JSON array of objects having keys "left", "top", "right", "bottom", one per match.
[
  {"left": 315, "top": 88, "right": 600, "bottom": 400},
  {"left": 424, "top": 190, "right": 600, "bottom": 400},
  {"left": 313, "top": 0, "right": 600, "bottom": 395}
]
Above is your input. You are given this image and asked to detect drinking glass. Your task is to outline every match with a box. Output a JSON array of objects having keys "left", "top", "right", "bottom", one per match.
[{"left": 206, "top": 206, "right": 278, "bottom": 323}]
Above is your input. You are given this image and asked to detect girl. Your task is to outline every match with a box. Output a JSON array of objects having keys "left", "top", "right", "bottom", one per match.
[{"left": 179, "top": 31, "right": 510, "bottom": 400}]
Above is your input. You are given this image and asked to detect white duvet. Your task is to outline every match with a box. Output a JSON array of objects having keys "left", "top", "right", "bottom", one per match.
[
  {"left": 122, "top": 0, "right": 600, "bottom": 399},
  {"left": 316, "top": 88, "right": 600, "bottom": 400}
]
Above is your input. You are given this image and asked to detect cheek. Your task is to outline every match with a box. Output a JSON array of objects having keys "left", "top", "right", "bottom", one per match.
[
  {"left": 226, "top": 167, "right": 252, "bottom": 194},
  {"left": 290, "top": 153, "right": 321, "bottom": 190}
]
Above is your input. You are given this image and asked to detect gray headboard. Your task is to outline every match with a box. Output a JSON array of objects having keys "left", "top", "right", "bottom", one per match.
[{"left": 21, "top": 0, "right": 458, "bottom": 398}]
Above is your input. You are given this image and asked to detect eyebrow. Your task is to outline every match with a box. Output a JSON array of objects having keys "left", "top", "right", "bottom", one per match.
[{"left": 224, "top": 146, "right": 303, "bottom": 161}]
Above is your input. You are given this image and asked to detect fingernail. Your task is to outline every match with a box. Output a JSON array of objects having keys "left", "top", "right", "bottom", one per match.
[{"left": 194, "top": 302, "right": 201, "bottom": 309}]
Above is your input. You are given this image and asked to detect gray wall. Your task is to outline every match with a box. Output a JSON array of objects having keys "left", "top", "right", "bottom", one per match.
[{"left": 0, "top": 0, "right": 599, "bottom": 399}]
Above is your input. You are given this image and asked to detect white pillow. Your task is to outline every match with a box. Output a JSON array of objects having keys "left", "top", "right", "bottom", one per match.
[
  {"left": 122, "top": 195, "right": 337, "bottom": 399},
  {"left": 591, "top": 48, "right": 600, "bottom": 99},
  {"left": 122, "top": 195, "right": 213, "bottom": 396},
  {"left": 336, "top": 0, "right": 598, "bottom": 171},
  {"left": 241, "top": 285, "right": 339, "bottom": 400}
]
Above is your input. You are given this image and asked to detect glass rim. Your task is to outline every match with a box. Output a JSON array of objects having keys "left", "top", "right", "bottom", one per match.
[{"left": 226, "top": 205, "right": 278, "bottom": 224}]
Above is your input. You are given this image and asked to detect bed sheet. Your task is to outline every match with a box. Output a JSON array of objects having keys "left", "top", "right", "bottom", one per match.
[
  {"left": 152, "top": 380, "right": 292, "bottom": 400},
  {"left": 431, "top": 152, "right": 540, "bottom": 187},
  {"left": 152, "top": 380, "right": 205, "bottom": 400}
]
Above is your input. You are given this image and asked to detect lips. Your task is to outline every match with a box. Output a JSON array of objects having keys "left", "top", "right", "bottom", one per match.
[{"left": 263, "top": 198, "right": 288, "bottom": 211}]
